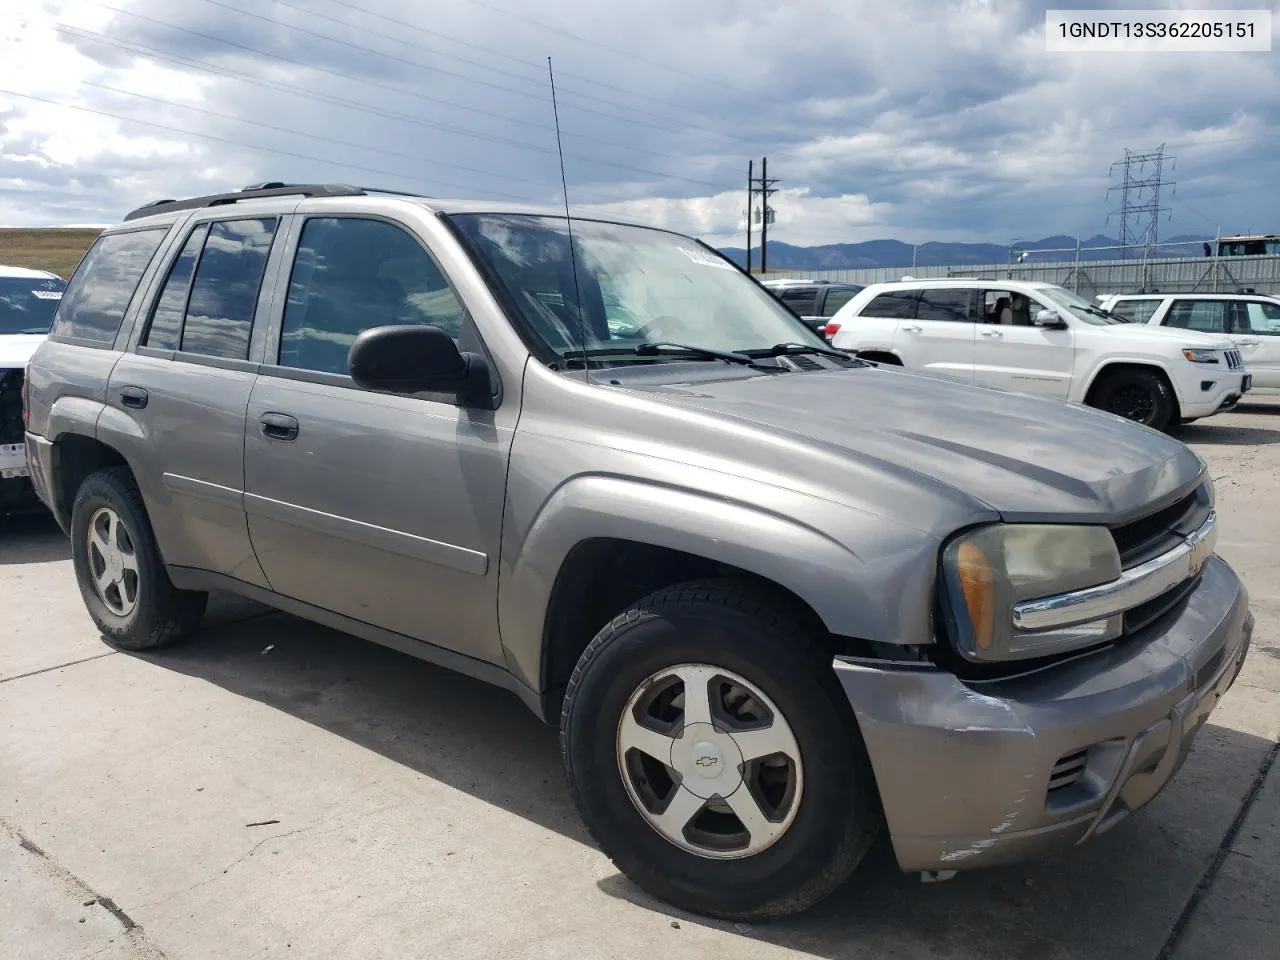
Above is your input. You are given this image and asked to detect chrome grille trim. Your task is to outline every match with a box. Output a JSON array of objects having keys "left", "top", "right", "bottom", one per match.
[{"left": 1012, "top": 510, "right": 1216, "bottom": 632}]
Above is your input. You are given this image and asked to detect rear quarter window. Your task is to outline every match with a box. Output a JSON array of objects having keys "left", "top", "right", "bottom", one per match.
[{"left": 50, "top": 228, "right": 168, "bottom": 344}]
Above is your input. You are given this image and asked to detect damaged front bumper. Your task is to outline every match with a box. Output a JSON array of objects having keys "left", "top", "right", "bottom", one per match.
[{"left": 833, "top": 555, "right": 1252, "bottom": 873}]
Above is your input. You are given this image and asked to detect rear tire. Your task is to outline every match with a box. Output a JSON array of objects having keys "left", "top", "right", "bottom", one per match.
[
  {"left": 1089, "top": 368, "right": 1175, "bottom": 432},
  {"left": 70, "top": 467, "right": 208, "bottom": 651},
  {"left": 560, "top": 579, "right": 881, "bottom": 921}
]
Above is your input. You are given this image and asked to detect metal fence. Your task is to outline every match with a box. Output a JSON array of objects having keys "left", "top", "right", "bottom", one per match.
[{"left": 767, "top": 253, "right": 1280, "bottom": 299}]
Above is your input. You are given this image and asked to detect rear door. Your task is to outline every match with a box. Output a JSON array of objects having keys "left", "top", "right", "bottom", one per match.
[
  {"left": 106, "top": 213, "right": 287, "bottom": 586},
  {"left": 971, "top": 287, "right": 1073, "bottom": 397},
  {"left": 242, "top": 211, "right": 511, "bottom": 664},
  {"left": 893, "top": 287, "right": 976, "bottom": 380},
  {"left": 1236, "top": 300, "right": 1280, "bottom": 388}
]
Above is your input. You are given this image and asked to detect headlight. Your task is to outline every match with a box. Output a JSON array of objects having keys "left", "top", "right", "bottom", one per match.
[
  {"left": 940, "top": 524, "right": 1122, "bottom": 662},
  {"left": 1182, "top": 348, "right": 1219, "bottom": 364}
]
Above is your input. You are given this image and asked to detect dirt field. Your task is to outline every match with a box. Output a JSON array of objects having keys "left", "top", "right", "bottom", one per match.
[{"left": 0, "top": 227, "right": 100, "bottom": 279}]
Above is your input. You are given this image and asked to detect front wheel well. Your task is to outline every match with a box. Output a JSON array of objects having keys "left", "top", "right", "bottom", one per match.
[
  {"left": 1083, "top": 362, "right": 1181, "bottom": 417},
  {"left": 538, "top": 539, "right": 865, "bottom": 722},
  {"left": 53, "top": 434, "right": 131, "bottom": 527}
]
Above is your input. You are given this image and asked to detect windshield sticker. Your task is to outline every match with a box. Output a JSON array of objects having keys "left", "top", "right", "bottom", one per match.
[
  {"left": 676, "top": 246, "right": 734, "bottom": 270},
  {"left": 32, "top": 290, "right": 63, "bottom": 300}
]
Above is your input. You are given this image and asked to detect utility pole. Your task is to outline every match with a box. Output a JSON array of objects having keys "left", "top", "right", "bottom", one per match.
[
  {"left": 1106, "top": 144, "right": 1176, "bottom": 259},
  {"left": 748, "top": 157, "right": 780, "bottom": 274},
  {"left": 746, "top": 159, "right": 753, "bottom": 274}
]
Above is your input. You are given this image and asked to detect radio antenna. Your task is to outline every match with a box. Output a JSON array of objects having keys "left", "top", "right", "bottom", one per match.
[{"left": 548, "top": 56, "right": 589, "bottom": 383}]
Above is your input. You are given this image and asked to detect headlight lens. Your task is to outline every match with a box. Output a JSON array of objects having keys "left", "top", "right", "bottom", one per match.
[
  {"left": 940, "top": 524, "right": 1123, "bottom": 661},
  {"left": 1182, "top": 348, "right": 1219, "bottom": 364}
]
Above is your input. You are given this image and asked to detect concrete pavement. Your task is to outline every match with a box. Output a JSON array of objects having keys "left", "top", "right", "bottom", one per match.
[{"left": 2, "top": 402, "right": 1279, "bottom": 960}]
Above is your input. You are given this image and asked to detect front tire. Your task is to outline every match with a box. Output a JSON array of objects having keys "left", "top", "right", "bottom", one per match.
[
  {"left": 1090, "top": 368, "right": 1175, "bottom": 432},
  {"left": 70, "top": 467, "right": 208, "bottom": 651},
  {"left": 560, "top": 580, "right": 881, "bottom": 921}
]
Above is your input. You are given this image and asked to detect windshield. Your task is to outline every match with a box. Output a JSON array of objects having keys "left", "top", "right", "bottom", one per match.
[
  {"left": 0, "top": 276, "right": 65, "bottom": 334},
  {"left": 447, "top": 213, "right": 827, "bottom": 366},
  {"left": 1041, "top": 285, "right": 1128, "bottom": 325}
]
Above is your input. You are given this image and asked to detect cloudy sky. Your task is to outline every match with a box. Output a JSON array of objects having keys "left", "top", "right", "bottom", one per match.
[{"left": 1, "top": 0, "right": 1277, "bottom": 247}]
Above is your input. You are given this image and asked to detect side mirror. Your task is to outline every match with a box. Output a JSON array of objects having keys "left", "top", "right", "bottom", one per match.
[
  {"left": 1034, "top": 309, "right": 1067, "bottom": 329},
  {"left": 348, "top": 325, "right": 493, "bottom": 407}
]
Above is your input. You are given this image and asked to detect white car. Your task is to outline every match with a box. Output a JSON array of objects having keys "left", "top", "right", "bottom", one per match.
[
  {"left": 828, "top": 278, "right": 1250, "bottom": 432},
  {"left": 1, "top": 265, "right": 65, "bottom": 513},
  {"left": 1095, "top": 292, "right": 1280, "bottom": 390}
]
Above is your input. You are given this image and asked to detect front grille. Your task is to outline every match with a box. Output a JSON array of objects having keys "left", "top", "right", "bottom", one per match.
[
  {"left": 1048, "top": 748, "right": 1090, "bottom": 792},
  {"left": 1110, "top": 483, "right": 1211, "bottom": 570},
  {"left": 1225, "top": 349, "right": 1243, "bottom": 370},
  {"left": 0, "top": 369, "right": 24, "bottom": 446},
  {"left": 1123, "top": 575, "right": 1199, "bottom": 635}
]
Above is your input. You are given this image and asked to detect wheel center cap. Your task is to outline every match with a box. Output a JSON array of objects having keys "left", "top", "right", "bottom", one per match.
[{"left": 670, "top": 723, "right": 744, "bottom": 799}]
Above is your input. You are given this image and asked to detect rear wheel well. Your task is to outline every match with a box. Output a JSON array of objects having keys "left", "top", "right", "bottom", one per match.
[
  {"left": 1084, "top": 362, "right": 1181, "bottom": 417},
  {"left": 854, "top": 351, "right": 901, "bottom": 365},
  {"left": 538, "top": 539, "right": 861, "bottom": 722},
  {"left": 54, "top": 434, "right": 130, "bottom": 526}
]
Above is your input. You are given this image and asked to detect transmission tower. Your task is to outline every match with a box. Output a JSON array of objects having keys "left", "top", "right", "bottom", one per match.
[{"left": 1106, "top": 144, "right": 1176, "bottom": 259}]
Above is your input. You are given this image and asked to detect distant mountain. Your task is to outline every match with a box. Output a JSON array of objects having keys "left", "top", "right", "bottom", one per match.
[{"left": 718, "top": 234, "right": 1216, "bottom": 270}]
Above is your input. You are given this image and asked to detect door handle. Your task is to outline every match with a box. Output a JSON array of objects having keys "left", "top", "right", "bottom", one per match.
[
  {"left": 119, "top": 386, "right": 149, "bottom": 409},
  {"left": 1236, "top": 338, "right": 1259, "bottom": 346},
  {"left": 981, "top": 330, "right": 1003, "bottom": 338},
  {"left": 259, "top": 413, "right": 299, "bottom": 442},
  {"left": 901, "top": 325, "right": 923, "bottom": 334}
]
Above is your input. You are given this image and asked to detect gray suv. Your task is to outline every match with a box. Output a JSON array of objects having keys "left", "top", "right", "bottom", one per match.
[{"left": 23, "top": 184, "right": 1254, "bottom": 921}]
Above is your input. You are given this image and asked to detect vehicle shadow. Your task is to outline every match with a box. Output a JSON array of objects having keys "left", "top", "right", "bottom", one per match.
[
  {"left": 0, "top": 510, "right": 69, "bottom": 564},
  {"left": 1175, "top": 422, "right": 1280, "bottom": 446},
  {"left": 131, "top": 603, "right": 1277, "bottom": 959}
]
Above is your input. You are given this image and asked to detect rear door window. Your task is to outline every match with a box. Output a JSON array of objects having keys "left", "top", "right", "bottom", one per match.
[
  {"left": 178, "top": 218, "right": 279, "bottom": 360},
  {"left": 776, "top": 286, "right": 819, "bottom": 316},
  {"left": 142, "top": 223, "right": 210, "bottom": 351},
  {"left": 861, "top": 290, "right": 920, "bottom": 318},
  {"left": 50, "top": 228, "right": 168, "bottom": 343},
  {"left": 916, "top": 289, "right": 974, "bottom": 322},
  {"left": 1242, "top": 301, "right": 1280, "bottom": 334},
  {"left": 1164, "top": 300, "right": 1228, "bottom": 333}
]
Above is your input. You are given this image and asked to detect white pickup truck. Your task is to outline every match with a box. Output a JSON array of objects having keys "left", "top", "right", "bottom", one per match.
[
  {"left": 828, "top": 278, "right": 1250, "bottom": 431},
  {"left": 1, "top": 265, "right": 65, "bottom": 514}
]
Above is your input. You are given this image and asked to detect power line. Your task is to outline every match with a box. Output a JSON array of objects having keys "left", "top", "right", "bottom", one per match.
[
  {"left": 0, "top": 88, "right": 536, "bottom": 201},
  {"left": 458, "top": 0, "right": 794, "bottom": 108},
  {"left": 68, "top": 17, "right": 726, "bottom": 190}
]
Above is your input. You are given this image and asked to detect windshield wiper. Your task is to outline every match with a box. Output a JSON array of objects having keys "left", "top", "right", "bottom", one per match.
[
  {"left": 559, "top": 341, "right": 780, "bottom": 370},
  {"left": 749, "top": 342, "right": 868, "bottom": 363}
]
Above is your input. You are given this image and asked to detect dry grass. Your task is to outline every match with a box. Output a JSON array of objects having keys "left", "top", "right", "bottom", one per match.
[{"left": 0, "top": 228, "right": 102, "bottom": 280}]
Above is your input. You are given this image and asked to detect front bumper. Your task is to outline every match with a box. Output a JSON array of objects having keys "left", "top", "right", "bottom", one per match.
[
  {"left": 1178, "top": 370, "right": 1251, "bottom": 418},
  {"left": 833, "top": 555, "right": 1251, "bottom": 873}
]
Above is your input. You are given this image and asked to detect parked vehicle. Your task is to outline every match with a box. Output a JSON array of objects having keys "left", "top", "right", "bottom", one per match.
[
  {"left": 760, "top": 278, "right": 864, "bottom": 338},
  {"left": 25, "top": 184, "right": 1253, "bottom": 921},
  {"left": 828, "top": 278, "right": 1251, "bottom": 431},
  {"left": 1096, "top": 293, "right": 1280, "bottom": 390},
  {"left": 1, "top": 265, "right": 65, "bottom": 515}
]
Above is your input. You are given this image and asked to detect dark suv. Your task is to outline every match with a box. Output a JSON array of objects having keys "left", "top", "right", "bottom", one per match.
[{"left": 760, "top": 279, "right": 864, "bottom": 336}]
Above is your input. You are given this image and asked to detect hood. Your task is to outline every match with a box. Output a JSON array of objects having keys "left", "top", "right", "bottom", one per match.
[
  {"left": 0, "top": 334, "right": 46, "bottom": 370},
  {"left": 628, "top": 366, "right": 1204, "bottom": 523},
  {"left": 1088, "top": 322, "right": 1232, "bottom": 349}
]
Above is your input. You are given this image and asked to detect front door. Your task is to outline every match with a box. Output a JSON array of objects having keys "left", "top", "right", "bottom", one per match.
[
  {"left": 1236, "top": 300, "right": 1280, "bottom": 388},
  {"left": 892, "top": 287, "right": 976, "bottom": 380},
  {"left": 972, "top": 288, "right": 1074, "bottom": 398},
  {"left": 242, "top": 214, "right": 512, "bottom": 664}
]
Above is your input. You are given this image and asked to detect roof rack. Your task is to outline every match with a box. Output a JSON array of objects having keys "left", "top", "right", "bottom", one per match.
[{"left": 122, "top": 182, "right": 423, "bottom": 221}]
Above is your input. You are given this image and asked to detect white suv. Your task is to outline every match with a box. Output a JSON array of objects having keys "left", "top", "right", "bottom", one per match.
[
  {"left": 828, "top": 278, "right": 1250, "bottom": 432},
  {"left": 1095, "top": 293, "right": 1280, "bottom": 390}
]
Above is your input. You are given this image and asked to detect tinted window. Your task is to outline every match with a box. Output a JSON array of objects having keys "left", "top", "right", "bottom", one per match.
[
  {"left": 278, "top": 217, "right": 466, "bottom": 375},
  {"left": 143, "top": 223, "right": 209, "bottom": 350},
  {"left": 776, "top": 286, "right": 818, "bottom": 315},
  {"left": 820, "top": 287, "right": 860, "bottom": 317},
  {"left": 50, "top": 229, "right": 166, "bottom": 343},
  {"left": 0, "top": 276, "right": 66, "bottom": 334},
  {"left": 862, "top": 290, "right": 920, "bottom": 318},
  {"left": 916, "top": 289, "right": 973, "bottom": 322},
  {"left": 1243, "top": 301, "right": 1280, "bottom": 334},
  {"left": 1109, "top": 298, "right": 1163, "bottom": 323},
  {"left": 1164, "top": 300, "right": 1227, "bottom": 333},
  {"left": 180, "top": 218, "right": 277, "bottom": 360}
]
